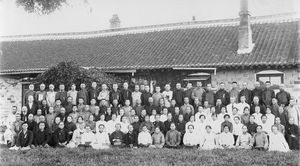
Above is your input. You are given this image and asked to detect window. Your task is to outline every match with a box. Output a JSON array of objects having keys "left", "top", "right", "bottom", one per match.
[{"left": 256, "top": 70, "right": 284, "bottom": 85}]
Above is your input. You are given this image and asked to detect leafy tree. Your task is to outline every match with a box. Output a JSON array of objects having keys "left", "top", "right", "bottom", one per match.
[
  {"left": 16, "top": 0, "right": 67, "bottom": 14},
  {"left": 32, "top": 61, "right": 123, "bottom": 90}
]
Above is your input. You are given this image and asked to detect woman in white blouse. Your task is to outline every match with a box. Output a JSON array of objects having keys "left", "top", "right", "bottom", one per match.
[
  {"left": 200, "top": 125, "right": 217, "bottom": 150},
  {"left": 268, "top": 125, "right": 290, "bottom": 152}
]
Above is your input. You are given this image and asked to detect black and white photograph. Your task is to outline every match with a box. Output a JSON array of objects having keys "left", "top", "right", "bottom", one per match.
[{"left": 0, "top": 0, "right": 299, "bottom": 165}]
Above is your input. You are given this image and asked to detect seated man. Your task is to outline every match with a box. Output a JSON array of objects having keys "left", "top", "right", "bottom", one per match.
[
  {"left": 138, "top": 125, "right": 152, "bottom": 147},
  {"left": 183, "top": 124, "right": 199, "bottom": 149},
  {"left": 218, "top": 125, "right": 234, "bottom": 149},
  {"left": 124, "top": 125, "right": 138, "bottom": 148},
  {"left": 34, "top": 122, "right": 50, "bottom": 148},
  {"left": 93, "top": 124, "right": 110, "bottom": 149},
  {"left": 109, "top": 123, "right": 125, "bottom": 147},
  {"left": 251, "top": 125, "right": 268, "bottom": 151},
  {"left": 235, "top": 125, "right": 252, "bottom": 149},
  {"left": 165, "top": 123, "right": 181, "bottom": 148},
  {"left": 9, "top": 122, "right": 34, "bottom": 150},
  {"left": 150, "top": 127, "right": 165, "bottom": 148},
  {"left": 79, "top": 126, "right": 96, "bottom": 148}
]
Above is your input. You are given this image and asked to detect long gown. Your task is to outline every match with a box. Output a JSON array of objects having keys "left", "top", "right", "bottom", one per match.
[
  {"left": 201, "top": 132, "right": 216, "bottom": 150},
  {"left": 268, "top": 132, "right": 290, "bottom": 152}
]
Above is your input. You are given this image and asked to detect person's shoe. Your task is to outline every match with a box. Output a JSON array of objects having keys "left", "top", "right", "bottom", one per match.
[{"left": 9, "top": 146, "right": 19, "bottom": 150}]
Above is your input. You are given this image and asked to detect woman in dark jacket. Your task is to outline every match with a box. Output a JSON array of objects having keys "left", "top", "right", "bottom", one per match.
[
  {"left": 64, "top": 116, "right": 77, "bottom": 142},
  {"left": 34, "top": 122, "right": 50, "bottom": 147},
  {"left": 53, "top": 122, "right": 69, "bottom": 147}
]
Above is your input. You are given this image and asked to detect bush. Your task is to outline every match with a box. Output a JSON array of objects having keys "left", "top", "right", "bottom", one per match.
[{"left": 32, "top": 61, "right": 123, "bottom": 90}]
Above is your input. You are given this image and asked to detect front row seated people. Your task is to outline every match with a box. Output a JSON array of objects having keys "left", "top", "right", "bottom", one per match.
[{"left": 8, "top": 120, "right": 292, "bottom": 152}]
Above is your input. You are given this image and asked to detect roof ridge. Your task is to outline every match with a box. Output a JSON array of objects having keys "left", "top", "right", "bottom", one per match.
[{"left": 0, "top": 12, "right": 299, "bottom": 41}]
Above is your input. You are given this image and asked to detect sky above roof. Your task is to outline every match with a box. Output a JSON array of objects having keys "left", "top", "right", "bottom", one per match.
[{"left": 0, "top": 0, "right": 298, "bottom": 36}]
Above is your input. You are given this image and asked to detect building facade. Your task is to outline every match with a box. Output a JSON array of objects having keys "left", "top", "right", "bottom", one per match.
[{"left": 0, "top": 11, "right": 299, "bottom": 120}]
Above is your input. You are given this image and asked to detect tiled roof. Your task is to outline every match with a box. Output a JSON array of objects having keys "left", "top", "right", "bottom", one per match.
[{"left": 0, "top": 16, "right": 299, "bottom": 74}]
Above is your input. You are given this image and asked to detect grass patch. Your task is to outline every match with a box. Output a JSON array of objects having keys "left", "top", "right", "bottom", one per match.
[{"left": 0, "top": 147, "right": 299, "bottom": 166}]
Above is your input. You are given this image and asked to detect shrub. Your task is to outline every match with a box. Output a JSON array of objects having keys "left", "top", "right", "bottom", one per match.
[{"left": 32, "top": 61, "right": 123, "bottom": 90}]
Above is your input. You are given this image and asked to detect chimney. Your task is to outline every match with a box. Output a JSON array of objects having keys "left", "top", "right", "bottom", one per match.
[
  {"left": 237, "top": 0, "right": 254, "bottom": 54},
  {"left": 109, "top": 14, "right": 121, "bottom": 29}
]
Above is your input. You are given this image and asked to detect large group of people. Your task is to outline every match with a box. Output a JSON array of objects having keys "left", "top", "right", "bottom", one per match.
[{"left": 3, "top": 80, "right": 299, "bottom": 152}]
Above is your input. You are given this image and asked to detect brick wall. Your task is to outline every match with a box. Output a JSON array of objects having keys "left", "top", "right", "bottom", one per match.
[
  {"left": 211, "top": 68, "right": 300, "bottom": 101},
  {"left": 0, "top": 77, "right": 22, "bottom": 124}
]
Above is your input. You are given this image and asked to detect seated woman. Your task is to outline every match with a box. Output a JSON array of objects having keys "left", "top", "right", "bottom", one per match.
[
  {"left": 34, "top": 122, "right": 50, "bottom": 148},
  {"left": 200, "top": 125, "right": 217, "bottom": 150},
  {"left": 93, "top": 124, "right": 111, "bottom": 149},
  {"left": 183, "top": 124, "right": 199, "bottom": 149},
  {"left": 269, "top": 125, "right": 290, "bottom": 152},
  {"left": 235, "top": 125, "right": 252, "bottom": 149},
  {"left": 138, "top": 125, "right": 152, "bottom": 147},
  {"left": 79, "top": 126, "right": 96, "bottom": 148},
  {"left": 64, "top": 116, "right": 77, "bottom": 142},
  {"left": 53, "top": 122, "right": 69, "bottom": 147},
  {"left": 67, "top": 123, "right": 85, "bottom": 148},
  {"left": 9, "top": 122, "right": 34, "bottom": 150},
  {"left": 150, "top": 127, "right": 165, "bottom": 148},
  {"left": 218, "top": 125, "right": 234, "bottom": 149}
]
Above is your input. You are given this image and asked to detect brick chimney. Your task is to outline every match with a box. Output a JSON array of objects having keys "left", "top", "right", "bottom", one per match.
[{"left": 237, "top": 0, "right": 254, "bottom": 54}]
